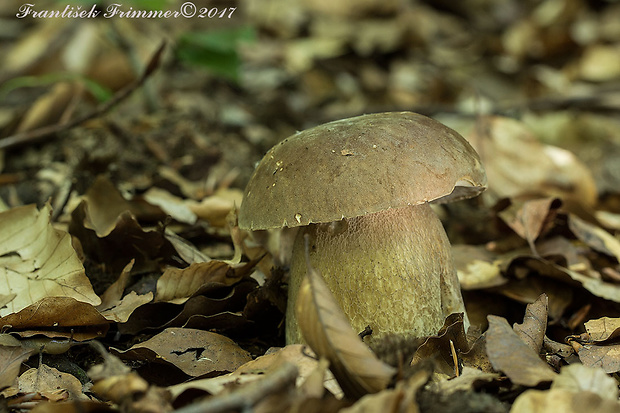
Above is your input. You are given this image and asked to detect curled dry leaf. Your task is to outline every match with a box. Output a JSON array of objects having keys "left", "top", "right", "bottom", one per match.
[
  {"left": 513, "top": 294, "right": 548, "bottom": 354},
  {"left": 584, "top": 317, "right": 620, "bottom": 343},
  {"left": 0, "top": 204, "right": 100, "bottom": 317},
  {"left": 168, "top": 344, "right": 342, "bottom": 402},
  {"left": 573, "top": 317, "right": 620, "bottom": 374},
  {"left": 295, "top": 244, "right": 395, "bottom": 399},
  {"left": 97, "top": 260, "right": 153, "bottom": 323},
  {"left": 340, "top": 369, "right": 429, "bottom": 413},
  {"left": 0, "top": 297, "right": 109, "bottom": 341},
  {"left": 156, "top": 261, "right": 243, "bottom": 304},
  {"left": 486, "top": 315, "right": 556, "bottom": 386}
]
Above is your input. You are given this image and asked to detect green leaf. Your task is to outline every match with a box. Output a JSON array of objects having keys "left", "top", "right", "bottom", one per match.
[
  {"left": 0, "top": 73, "right": 113, "bottom": 103},
  {"left": 176, "top": 27, "right": 256, "bottom": 82}
]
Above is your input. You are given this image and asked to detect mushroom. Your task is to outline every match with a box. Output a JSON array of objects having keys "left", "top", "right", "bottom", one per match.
[{"left": 238, "top": 112, "right": 486, "bottom": 347}]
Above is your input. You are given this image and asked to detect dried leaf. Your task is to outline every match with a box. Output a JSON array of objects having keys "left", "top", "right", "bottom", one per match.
[
  {"left": 486, "top": 315, "right": 556, "bottom": 386},
  {"left": 115, "top": 328, "right": 252, "bottom": 377},
  {"left": 513, "top": 294, "right": 548, "bottom": 353},
  {"left": 523, "top": 257, "right": 620, "bottom": 303},
  {"left": 411, "top": 313, "right": 469, "bottom": 377},
  {"left": 511, "top": 389, "right": 620, "bottom": 413},
  {"left": 551, "top": 364, "right": 618, "bottom": 400},
  {"left": 0, "top": 297, "right": 109, "bottom": 341},
  {"left": 0, "top": 345, "right": 35, "bottom": 390},
  {"left": 143, "top": 187, "right": 197, "bottom": 225},
  {"left": 452, "top": 245, "right": 507, "bottom": 290},
  {"left": 467, "top": 116, "right": 597, "bottom": 206},
  {"left": 340, "top": 369, "right": 428, "bottom": 413},
  {"left": 0, "top": 204, "right": 100, "bottom": 317},
  {"left": 584, "top": 317, "right": 620, "bottom": 343},
  {"left": 568, "top": 214, "right": 620, "bottom": 262},
  {"left": 576, "top": 344, "right": 620, "bottom": 374},
  {"left": 498, "top": 198, "right": 561, "bottom": 253},
  {"left": 156, "top": 261, "right": 241, "bottom": 304},
  {"left": 81, "top": 175, "right": 133, "bottom": 238},
  {"left": 19, "top": 364, "right": 88, "bottom": 401},
  {"left": 296, "top": 245, "right": 395, "bottom": 399}
]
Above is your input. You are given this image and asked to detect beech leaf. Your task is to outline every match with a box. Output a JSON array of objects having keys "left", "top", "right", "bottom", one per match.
[
  {"left": 0, "top": 204, "right": 100, "bottom": 317},
  {"left": 486, "top": 315, "right": 556, "bottom": 386}
]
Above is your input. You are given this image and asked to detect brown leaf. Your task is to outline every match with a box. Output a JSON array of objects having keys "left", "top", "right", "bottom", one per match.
[
  {"left": 568, "top": 214, "right": 620, "bottom": 262},
  {"left": 0, "top": 345, "right": 35, "bottom": 390},
  {"left": 411, "top": 313, "right": 469, "bottom": 377},
  {"left": 295, "top": 244, "right": 395, "bottom": 399},
  {"left": 115, "top": 328, "right": 252, "bottom": 378},
  {"left": 513, "top": 294, "right": 548, "bottom": 354},
  {"left": 576, "top": 344, "right": 620, "bottom": 374},
  {"left": 155, "top": 261, "right": 242, "bottom": 304},
  {"left": 0, "top": 297, "right": 109, "bottom": 341},
  {"left": 498, "top": 198, "right": 561, "bottom": 253},
  {"left": 467, "top": 116, "right": 597, "bottom": 206},
  {"left": 340, "top": 369, "right": 429, "bottom": 413},
  {"left": 486, "top": 315, "right": 556, "bottom": 386},
  {"left": 168, "top": 344, "right": 342, "bottom": 401},
  {"left": 19, "top": 364, "right": 88, "bottom": 401},
  {"left": 584, "top": 317, "right": 620, "bottom": 343}
]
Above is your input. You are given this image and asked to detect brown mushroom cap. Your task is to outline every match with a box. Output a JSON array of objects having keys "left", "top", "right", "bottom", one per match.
[{"left": 239, "top": 111, "right": 486, "bottom": 230}]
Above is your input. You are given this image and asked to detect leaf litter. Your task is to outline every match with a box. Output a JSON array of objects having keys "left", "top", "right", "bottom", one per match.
[{"left": 1, "top": 0, "right": 620, "bottom": 411}]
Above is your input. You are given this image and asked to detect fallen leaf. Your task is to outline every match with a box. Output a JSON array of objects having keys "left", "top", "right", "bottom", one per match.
[
  {"left": 115, "top": 328, "right": 252, "bottom": 378},
  {"left": 143, "top": 187, "right": 197, "bottom": 225},
  {"left": 467, "top": 116, "right": 597, "bottom": 206},
  {"left": 0, "top": 297, "right": 109, "bottom": 341},
  {"left": 551, "top": 364, "right": 618, "bottom": 400},
  {"left": 295, "top": 248, "right": 395, "bottom": 399},
  {"left": 0, "top": 345, "right": 35, "bottom": 391},
  {"left": 568, "top": 214, "right": 620, "bottom": 262},
  {"left": 0, "top": 204, "right": 100, "bottom": 317},
  {"left": 485, "top": 315, "right": 556, "bottom": 386},
  {"left": 340, "top": 369, "right": 428, "bottom": 413},
  {"left": 497, "top": 198, "right": 561, "bottom": 253},
  {"left": 168, "top": 344, "right": 342, "bottom": 401},
  {"left": 452, "top": 245, "right": 507, "bottom": 290},
  {"left": 411, "top": 313, "right": 469, "bottom": 377},
  {"left": 511, "top": 389, "right": 620, "bottom": 413},
  {"left": 19, "top": 364, "right": 87, "bottom": 401},
  {"left": 584, "top": 317, "right": 620, "bottom": 343},
  {"left": 156, "top": 261, "right": 243, "bottom": 304},
  {"left": 513, "top": 294, "right": 548, "bottom": 354}
]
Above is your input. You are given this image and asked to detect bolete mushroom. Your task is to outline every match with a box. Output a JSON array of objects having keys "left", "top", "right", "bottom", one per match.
[{"left": 238, "top": 112, "right": 486, "bottom": 347}]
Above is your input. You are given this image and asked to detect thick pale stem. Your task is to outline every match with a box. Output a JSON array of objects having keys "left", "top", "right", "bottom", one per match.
[{"left": 286, "top": 203, "right": 467, "bottom": 347}]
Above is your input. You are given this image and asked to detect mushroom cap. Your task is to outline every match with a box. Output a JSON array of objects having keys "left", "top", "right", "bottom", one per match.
[{"left": 239, "top": 111, "right": 486, "bottom": 230}]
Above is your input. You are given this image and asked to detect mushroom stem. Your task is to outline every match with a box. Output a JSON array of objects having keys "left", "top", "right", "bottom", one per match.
[{"left": 286, "top": 203, "right": 468, "bottom": 347}]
